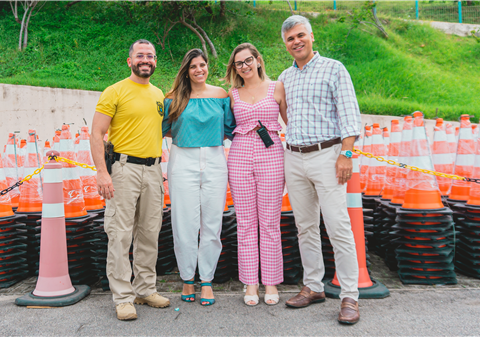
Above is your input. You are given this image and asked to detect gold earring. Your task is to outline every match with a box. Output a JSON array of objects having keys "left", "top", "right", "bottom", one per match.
[{"left": 186, "top": 75, "right": 189, "bottom": 78}]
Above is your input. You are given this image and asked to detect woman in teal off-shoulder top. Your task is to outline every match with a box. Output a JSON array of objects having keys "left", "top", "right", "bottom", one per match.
[{"left": 162, "top": 49, "right": 235, "bottom": 306}]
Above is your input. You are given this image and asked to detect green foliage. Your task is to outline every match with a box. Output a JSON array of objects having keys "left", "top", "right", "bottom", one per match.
[{"left": 0, "top": 1, "right": 479, "bottom": 121}]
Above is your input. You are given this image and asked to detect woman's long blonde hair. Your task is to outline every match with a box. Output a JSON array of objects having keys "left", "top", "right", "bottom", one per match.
[
  {"left": 167, "top": 49, "right": 208, "bottom": 122},
  {"left": 224, "top": 43, "right": 268, "bottom": 88}
]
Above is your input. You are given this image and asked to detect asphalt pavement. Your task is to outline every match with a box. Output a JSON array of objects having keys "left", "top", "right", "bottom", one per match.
[{"left": 1, "top": 288, "right": 480, "bottom": 336}]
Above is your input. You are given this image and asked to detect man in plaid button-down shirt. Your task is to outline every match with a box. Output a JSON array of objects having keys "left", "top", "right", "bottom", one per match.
[{"left": 279, "top": 15, "right": 361, "bottom": 325}]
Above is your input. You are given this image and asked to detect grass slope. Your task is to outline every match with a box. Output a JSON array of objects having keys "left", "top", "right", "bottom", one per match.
[{"left": 0, "top": 1, "right": 479, "bottom": 120}]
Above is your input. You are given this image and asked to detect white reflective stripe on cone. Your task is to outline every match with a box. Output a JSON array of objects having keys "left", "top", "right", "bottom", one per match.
[
  {"left": 43, "top": 168, "right": 63, "bottom": 183},
  {"left": 409, "top": 156, "right": 434, "bottom": 170},
  {"left": 42, "top": 203, "right": 65, "bottom": 218},
  {"left": 433, "top": 153, "right": 454, "bottom": 165},
  {"left": 78, "top": 140, "right": 91, "bottom": 151},
  {"left": 402, "top": 130, "right": 413, "bottom": 139},
  {"left": 347, "top": 193, "right": 363, "bottom": 208},
  {"left": 59, "top": 139, "right": 74, "bottom": 152},
  {"left": 368, "top": 159, "right": 387, "bottom": 167},
  {"left": 390, "top": 133, "right": 402, "bottom": 143},
  {"left": 62, "top": 167, "right": 79, "bottom": 180},
  {"left": 77, "top": 167, "right": 95, "bottom": 177},
  {"left": 22, "top": 167, "right": 42, "bottom": 176},
  {"left": 459, "top": 128, "right": 473, "bottom": 139},
  {"left": 372, "top": 135, "right": 384, "bottom": 145},
  {"left": 161, "top": 162, "right": 168, "bottom": 173},
  {"left": 456, "top": 154, "right": 476, "bottom": 166},
  {"left": 434, "top": 132, "right": 447, "bottom": 142},
  {"left": 412, "top": 129, "right": 428, "bottom": 140},
  {"left": 352, "top": 158, "right": 360, "bottom": 173}
]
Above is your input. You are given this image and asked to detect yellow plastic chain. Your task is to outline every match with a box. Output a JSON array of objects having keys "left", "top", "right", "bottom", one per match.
[
  {"left": 19, "top": 165, "right": 45, "bottom": 184},
  {"left": 353, "top": 148, "right": 466, "bottom": 181},
  {"left": 53, "top": 156, "right": 97, "bottom": 172}
]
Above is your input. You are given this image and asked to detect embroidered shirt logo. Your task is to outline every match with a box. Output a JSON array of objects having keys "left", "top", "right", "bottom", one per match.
[{"left": 157, "top": 101, "right": 164, "bottom": 117}]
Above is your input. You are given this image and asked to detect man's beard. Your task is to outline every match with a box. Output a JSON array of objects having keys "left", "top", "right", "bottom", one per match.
[{"left": 132, "top": 62, "right": 156, "bottom": 78}]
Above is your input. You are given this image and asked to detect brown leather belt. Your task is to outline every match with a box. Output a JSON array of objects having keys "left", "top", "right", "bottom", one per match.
[{"left": 286, "top": 138, "right": 341, "bottom": 153}]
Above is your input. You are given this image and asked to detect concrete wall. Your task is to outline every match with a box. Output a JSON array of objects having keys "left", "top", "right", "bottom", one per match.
[{"left": 0, "top": 83, "right": 459, "bottom": 145}]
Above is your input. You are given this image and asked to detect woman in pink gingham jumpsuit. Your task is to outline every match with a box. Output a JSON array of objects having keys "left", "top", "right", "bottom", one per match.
[{"left": 225, "top": 43, "right": 287, "bottom": 306}]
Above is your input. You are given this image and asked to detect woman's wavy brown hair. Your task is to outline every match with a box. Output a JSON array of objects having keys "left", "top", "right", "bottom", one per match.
[
  {"left": 224, "top": 43, "right": 268, "bottom": 89},
  {"left": 167, "top": 49, "right": 208, "bottom": 122}
]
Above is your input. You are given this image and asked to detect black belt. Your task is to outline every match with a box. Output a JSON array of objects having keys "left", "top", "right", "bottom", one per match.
[
  {"left": 114, "top": 152, "right": 161, "bottom": 166},
  {"left": 286, "top": 138, "right": 341, "bottom": 153}
]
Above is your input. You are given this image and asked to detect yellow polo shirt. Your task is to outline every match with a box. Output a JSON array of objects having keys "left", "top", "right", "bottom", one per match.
[{"left": 96, "top": 78, "right": 164, "bottom": 158}]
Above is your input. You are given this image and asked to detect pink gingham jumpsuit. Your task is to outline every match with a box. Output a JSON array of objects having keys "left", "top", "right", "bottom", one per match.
[{"left": 228, "top": 81, "right": 284, "bottom": 286}]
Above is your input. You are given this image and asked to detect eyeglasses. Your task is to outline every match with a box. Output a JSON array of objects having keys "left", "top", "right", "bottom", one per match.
[
  {"left": 135, "top": 54, "right": 157, "bottom": 61},
  {"left": 234, "top": 56, "right": 254, "bottom": 69}
]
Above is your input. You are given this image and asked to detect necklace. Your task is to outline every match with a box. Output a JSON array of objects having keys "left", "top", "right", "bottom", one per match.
[{"left": 243, "top": 82, "right": 263, "bottom": 102}]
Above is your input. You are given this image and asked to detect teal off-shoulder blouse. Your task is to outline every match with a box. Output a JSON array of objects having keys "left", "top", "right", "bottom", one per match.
[{"left": 162, "top": 97, "right": 236, "bottom": 148}]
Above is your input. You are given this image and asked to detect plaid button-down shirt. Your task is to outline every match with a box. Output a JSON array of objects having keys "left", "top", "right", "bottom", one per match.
[{"left": 278, "top": 52, "right": 361, "bottom": 146}]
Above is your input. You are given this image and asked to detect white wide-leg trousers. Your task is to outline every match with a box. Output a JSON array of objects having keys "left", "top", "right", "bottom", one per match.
[{"left": 168, "top": 144, "right": 228, "bottom": 282}]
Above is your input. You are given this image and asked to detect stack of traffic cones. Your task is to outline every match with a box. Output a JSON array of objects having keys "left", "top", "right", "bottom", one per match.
[
  {"left": 3, "top": 134, "right": 21, "bottom": 209},
  {"left": 382, "top": 120, "right": 401, "bottom": 201},
  {"left": 432, "top": 118, "right": 454, "bottom": 196},
  {"left": 76, "top": 127, "right": 103, "bottom": 212},
  {"left": 445, "top": 123, "right": 457, "bottom": 162},
  {"left": 453, "top": 133, "right": 480, "bottom": 279},
  {"left": 393, "top": 112, "right": 456, "bottom": 285},
  {"left": 360, "top": 126, "right": 372, "bottom": 192},
  {"left": 363, "top": 123, "right": 387, "bottom": 201},
  {"left": 59, "top": 125, "right": 88, "bottom": 219},
  {"left": 213, "top": 207, "right": 238, "bottom": 283},
  {"left": 157, "top": 206, "right": 176, "bottom": 276},
  {"left": 281, "top": 210, "right": 302, "bottom": 284},
  {"left": 447, "top": 115, "right": 475, "bottom": 207},
  {"left": 0, "top": 152, "right": 29, "bottom": 288},
  {"left": 383, "top": 127, "right": 390, "bottom": 154},
  {"left": 91, "top": 216, "right": 110, "bottom": 290}
]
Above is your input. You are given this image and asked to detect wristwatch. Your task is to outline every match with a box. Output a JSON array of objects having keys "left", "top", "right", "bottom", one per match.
[{"left": 340, "top": 150, "right": 353, "bottom": 159}]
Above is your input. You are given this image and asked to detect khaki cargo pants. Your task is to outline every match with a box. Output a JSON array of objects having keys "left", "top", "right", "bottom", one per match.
[{"left": 104, "top": 154, "right": 164, "bottom": 305}]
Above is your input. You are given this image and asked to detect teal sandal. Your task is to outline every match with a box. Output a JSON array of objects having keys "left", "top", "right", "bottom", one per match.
[
  {"left": 200, "top": 282, "right": 215, "bottom": 306},
  {"left": 181, "top": 280, "right": 196, "bottom": 302}
]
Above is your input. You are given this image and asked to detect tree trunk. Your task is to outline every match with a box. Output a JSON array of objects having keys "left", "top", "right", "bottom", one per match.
[
  {"left": 191, "top": 20, "right": 217, "bottom": 58},
  {"left": 180, "top": 19, "right": 208, "bottom": 57},
  {"left": 370, "top": 7, "right": 388, "bottom": 39},
  {"left": 10, "top": 0, "right": 21, "bottom": 23},
  {"left": 219, "top": 0, "right": 226, "bottom": 17},
  {"left": 154, "top": 21, "right": 177, "bottom": 50},
  {"left": 285, "top": 0, "right": 294, "bottom": 15},
  {"left": 18, "top": 6, "right": 29, "bottom": 50},
  {"left": 65, "top": 0, "right": 82, "bottom": 10},
  {"left": 23, "top": 2, "right": 36, "bottom": 50}
]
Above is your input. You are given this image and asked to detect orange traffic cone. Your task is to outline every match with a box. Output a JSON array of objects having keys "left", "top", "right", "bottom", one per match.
[
  {"left": 76, "top": 127, "right": 103, "bottom": 212},
  {"left": 432, "top": 119, "right": 454, "bottom": 196},
  {"left": 466, "top": 136, "right": 480, "bottom": 207},
  {"left": 364, "top": 123, "right": 386, "bottom": 196},
  {"left": 455, "top": 126, "right": 460, "bottom": 142},
  {"left": 281, "top": 192, "right": 292, "bottom": 212},
  {"left": 59, "top": 125, "right": 88, "bottom": 218},
  {"left": 445, "top": 123, "right": 457, "bottom": 166},
  {"left": 402, "top": 112, "right": 444, "bottom": 210},
  {"left": 383, "top": 126, "right": 390, "bottom": 154},
  {"left": 449, "top": 115, "right": 475, "bottom": 202},
  {"left": 161, "top": 140, "right": 170, "bottom": 206},
  {"left": 19, "top": 139, "right": 26, "bottom": 168},
  {"left": 354, "top": 133, "right": 363, "bottom": 152},
  {"left": 224, "top": 139, "right": 232, "bottom": 159},
  {"left": 360, "top": 126, "right": 372, "bottom": 192},
  {"left": 43, "top": 140, "right": 51, "bottom": 164},
  {"left": 15, "top": 150, "right": 90, "bottom": 306},
  {"left": 3, "top": 133, "right": 21, "bottom": 208},
  {"left": 53, "top": 130, "right": 61, "bottom": 152},
  {"left": 0, "top": 152, "right": 14, "bottom": 218},
  {"left": 324, "top": 151, "right": 389, "bottom": 298},
  {"left": 382, "top": 120, "right": 401, "bottom": 200},
  {"left": 16, "top": 130, "right": 43, "bottom": 213},
  {"left": 390, "top": 116, "right": 414, "bottom": 205},
  {"left": 473, "top": 124, "right": 479, "bottom": 141},
  {"left": 280, "top": 133, "right": 287, "bottom": 150}
]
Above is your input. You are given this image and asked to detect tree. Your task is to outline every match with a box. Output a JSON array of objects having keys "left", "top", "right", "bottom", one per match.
[
  {"left": 10, "top": 0, "right": 45, "bottom": 51},
  {"left": 149, "top": 1, "right": 218, "bottom": 59},
  {"left": 343, "top": 1, "right": 388, "bottom": 41}
]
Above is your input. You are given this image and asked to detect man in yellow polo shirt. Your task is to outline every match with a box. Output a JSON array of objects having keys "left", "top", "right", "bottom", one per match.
[{"left": 91, "top": 39, "right": 169, "bottom": 321}]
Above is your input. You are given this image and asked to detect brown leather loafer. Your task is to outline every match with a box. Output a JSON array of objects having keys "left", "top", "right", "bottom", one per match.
[
  {"left": 285, "top": 286, "right": 326, "bottom": 308},
  {"left": 338, "top": 297, "right": 360, "bottom": 325}
]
